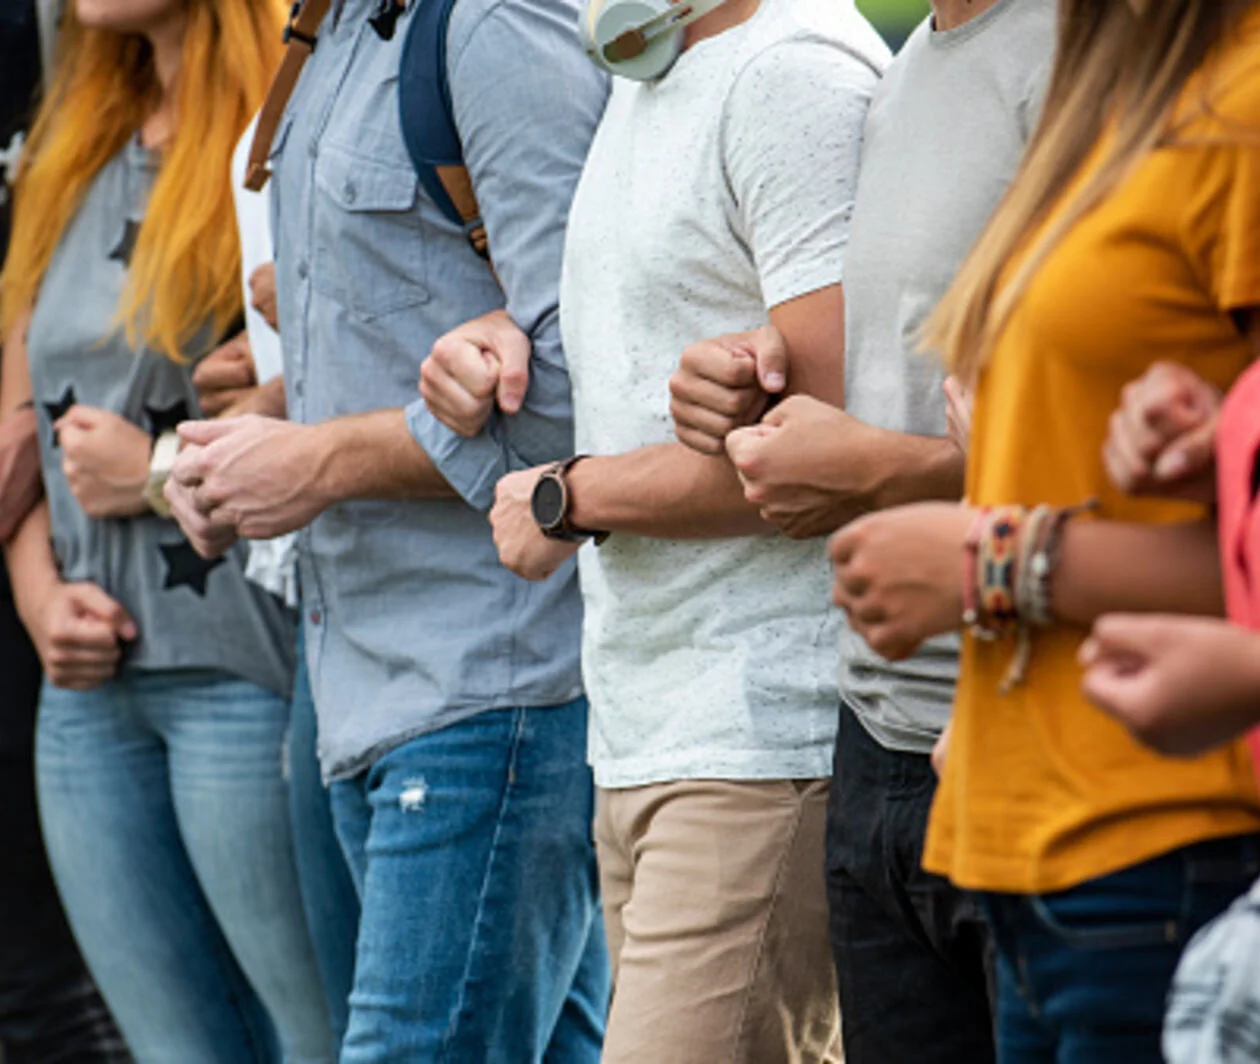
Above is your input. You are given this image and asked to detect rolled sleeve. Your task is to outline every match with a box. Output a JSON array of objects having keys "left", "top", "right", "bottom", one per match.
[{"left": 410, "top": 0, "right": 607, "bottom": 510}]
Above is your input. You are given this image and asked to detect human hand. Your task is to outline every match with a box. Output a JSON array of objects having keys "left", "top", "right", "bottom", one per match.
[
  {"left": 249, "top": 263, "right": 278, "bottom": 332},
  {"left": 421, "top": 310, "right": 532, "bottom": 438},
  {"left": 829, "top": 502, "right": 974, "bottom": 661},
  {"left": 1080, "top": 614, "right": 1260, "bottom": 757},
  {"left": 193, "top": 331, "right": 259, "bottom": 418},
  {"left": 943, "top": 376, "right": 972, "bottom": 456},
  {"left": 0, "top": 407, "right": 43, "bottom": 541},
  {"left": 930, "top": 721, "right": 951, "bottom": 778},
  {"left": 56, "top": 405, "right": 150, "bottom": 519},
  {"left": 669, "top": 326, "right": 787, "bottom": 456},
  {"left": 167, "top": 415, "right": 329, "bottom": 554},
  {"left": 25, "top": 580, "right": 136, "bottom": 690},
  {"left": 490, "top": 467, "right": 580, "bottom": 581},
  {"left": 726, "top": 395, "right": 882, "bottom": 539},
  {"left": 1104, "top": 362, "right": 1220, "bottom": 505}
]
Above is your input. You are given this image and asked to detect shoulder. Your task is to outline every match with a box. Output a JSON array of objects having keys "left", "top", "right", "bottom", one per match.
[
  {"left": 446, "top": 0, "right": 586, "bottom": 72},
  {"left": 726, "top": 4, "right": 889, "bottom": 129},
  {"left": 1176, "top": 9, "right": 1260, "bottom": 138}
]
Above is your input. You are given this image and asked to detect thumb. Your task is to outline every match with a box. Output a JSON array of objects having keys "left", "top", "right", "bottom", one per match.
[
  {"left": 1081, "top": 614, "right": 1160, "bottom": 666},
  {"left": 494, "top": 334, "right": 533, "bottom": 416},
  {"left": 55, "top": 404, "right": 99, "bottom": 432},
  {"left": 751, "top": 327, "right": 788, "bottom": 393},
  {"left": 69, "top": 584, "right": 137, "bottom": 641},
  {"left": 178, "top": 418, "right": 235, "bottom": 446},
  {"left": 1153, "top": 419, "right": 1216, "bottom": 482}
]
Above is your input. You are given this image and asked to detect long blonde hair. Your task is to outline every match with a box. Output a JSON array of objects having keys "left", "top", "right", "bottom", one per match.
[
  {"left": 925, "top": 0, "right": 1260, "bottom": 380},
  {"left": 0, "top": 0, "right": 286, "bottom": 360}
]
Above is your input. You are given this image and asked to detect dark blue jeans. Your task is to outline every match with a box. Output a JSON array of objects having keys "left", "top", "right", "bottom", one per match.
[
  {"left": 288, "top": 634, "right": 359, "bottom": 1052},
  {"left": 330, "top": 699, "right": 609, "bottom": 1063},
  {"left": 983, "top": 834, "right": 1260, "bottom": 1064},
  {"left": 827, "top": 701, "right": 995, "bottom": 1064}
]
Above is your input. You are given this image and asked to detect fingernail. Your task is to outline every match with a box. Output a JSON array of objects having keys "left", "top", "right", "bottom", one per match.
[{"left": 764, "top": 373, "right": 786, "bottom": 390}]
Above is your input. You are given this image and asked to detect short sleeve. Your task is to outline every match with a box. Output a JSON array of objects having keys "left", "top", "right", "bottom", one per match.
[
  {"left": 1207, "top": 143, "right": 1260, "bottom": 312},
  {"left": 720, "top": 37, "right": 879, "bottom": 309}
]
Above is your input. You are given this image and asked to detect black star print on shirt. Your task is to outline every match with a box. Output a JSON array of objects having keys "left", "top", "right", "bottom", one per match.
[
  {"left": 145, "top": 399, "right": 190, "bottom": 439},
  {"left": 158, "top": 539, "right": 226, "bottom": 598},
  {"left": 108, "top": 219, "right": 140, "bottom": 266},
  {"left": 43, "top": 385, "right": 76, "bottom": 447}
]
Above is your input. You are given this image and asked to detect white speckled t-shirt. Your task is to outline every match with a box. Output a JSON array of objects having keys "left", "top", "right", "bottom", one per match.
[{"left": 560, "top": 0, "right": 889, "bottom": 789}]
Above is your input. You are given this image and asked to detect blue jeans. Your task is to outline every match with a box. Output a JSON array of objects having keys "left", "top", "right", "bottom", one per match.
[
  {"left": 983, "top": 834, "right": 1260, "bottom": 1064},
  {"left": 289, "top": 637, "right": 359, "bottom": 1051},
  {"left": 37, "top": 671, "right": 336, "bottom": 1064},
  {"left": 329, "top": 699, "right": 609, "bottom": 1063}
]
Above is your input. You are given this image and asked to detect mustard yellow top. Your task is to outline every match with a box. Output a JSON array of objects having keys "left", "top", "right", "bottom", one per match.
[{"left": 924, "top": 18, "right": 1260, "bottom": 895}]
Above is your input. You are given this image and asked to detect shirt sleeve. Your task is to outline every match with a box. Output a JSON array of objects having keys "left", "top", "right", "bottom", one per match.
[
  {"left": 404, "top": 0, "right": 609, "bottom": 511},
  {"left": 720, "top": 37, "right": 879, "bottom": 309},
  {"left": 1202, "top": 143, "right": 1260, "bottom": 313}
]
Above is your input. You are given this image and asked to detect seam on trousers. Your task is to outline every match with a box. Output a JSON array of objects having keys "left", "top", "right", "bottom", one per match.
[
  {"left": 728, "top": 784, "right": 809, "bottom": 1064},
  {"left": 438, "top": 707, "right": 528, "bottom": 1063}
]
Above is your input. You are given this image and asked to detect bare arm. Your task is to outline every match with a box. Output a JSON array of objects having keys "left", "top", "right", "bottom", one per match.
[
  {"left": 1, "top": 311, "right": 59, "bottom": 612},
  {"left": 570, "top": 285, "right": 848, "bottom": 540},
  {"left": 313, "top": 408, "right": 458, "bottom": 503},
  {"left": 1054, "top": 518, "right": 1223, "bottom": 625}
]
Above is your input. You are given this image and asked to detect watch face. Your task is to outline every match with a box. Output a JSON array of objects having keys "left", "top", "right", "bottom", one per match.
[{"left": 531, "top": 474, "right": 566, "bottom": 530}]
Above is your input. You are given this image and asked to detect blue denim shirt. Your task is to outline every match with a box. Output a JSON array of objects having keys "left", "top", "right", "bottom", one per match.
[{"left": 271, "top": 0, "right": 607, "bottom": 779}]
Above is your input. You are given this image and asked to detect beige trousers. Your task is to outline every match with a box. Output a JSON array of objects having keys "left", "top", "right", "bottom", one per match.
[{"left": 595, "top": 779, "right": 843, "bottom": 1063}]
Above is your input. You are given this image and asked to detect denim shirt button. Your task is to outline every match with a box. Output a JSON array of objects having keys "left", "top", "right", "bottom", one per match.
[
  {"left": 296, "top": 260, "right": 309, "bottom": 280},
  {"left": 343, "top": 181, "right": 357, "bottom": 204},
  {"left": 294, "top": 379, "right": 305, "bottom": 398},
  {"left": 309, "top": 609, "right": 322, "bottom": 626}
]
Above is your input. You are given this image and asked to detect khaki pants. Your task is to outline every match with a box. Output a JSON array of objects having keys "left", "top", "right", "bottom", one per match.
[{"left": 595, "top": 779, "right": 842, "bottom": 1063}]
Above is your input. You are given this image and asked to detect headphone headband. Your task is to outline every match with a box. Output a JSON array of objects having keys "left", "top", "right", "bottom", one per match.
[
  {"left": 600, "top": 0, "right": 728, "bottom": 62},
  {"left": 581, "top": 0, "right": 731, "bottom": 81}
]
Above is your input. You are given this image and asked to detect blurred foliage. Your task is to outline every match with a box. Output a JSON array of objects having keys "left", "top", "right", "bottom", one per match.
[{"left": 857, "top": 0, "right": 929, "bottom": 47}]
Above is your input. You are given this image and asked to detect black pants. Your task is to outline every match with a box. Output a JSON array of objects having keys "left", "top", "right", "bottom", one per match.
[
  {"left": 0, "top": 568, "right": 130, "bottom": 1063},
  {"left": 826, "top": 700, "right": 995, "bottom": 1064}
]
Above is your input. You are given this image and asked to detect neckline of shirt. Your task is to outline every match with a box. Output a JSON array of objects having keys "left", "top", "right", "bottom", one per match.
[{"left": 926, "top": 0, "right": 1022, "bottom": 50}]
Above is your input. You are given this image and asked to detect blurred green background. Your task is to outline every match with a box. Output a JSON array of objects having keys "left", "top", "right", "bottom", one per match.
[{"left": 857, "top": 0, "right": 929, "bottom": 47}]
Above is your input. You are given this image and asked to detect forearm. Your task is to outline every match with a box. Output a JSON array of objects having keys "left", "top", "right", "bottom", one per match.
[
  {"left": 3, "top": 499, "right": 59, "bottom": 623},
  {"left": 1054, "top": 518, "right": 1222, "bottom": 625},
  {"left": 567, "top": 443, "right": 771, "bottom": 539},
  {"left": 315, "top": 408, "right": 458, "bottom": 504},
  {"left": 869, "top": 433, "right": 965, "bottom": 511}
]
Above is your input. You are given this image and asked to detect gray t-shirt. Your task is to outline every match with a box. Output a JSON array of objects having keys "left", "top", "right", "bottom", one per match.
[
  {"left": 840, "top": 0, "right": 1055, "bottom": 754},
  {"left": 27, "top": 138, "right": 296, "bottom": 696}
]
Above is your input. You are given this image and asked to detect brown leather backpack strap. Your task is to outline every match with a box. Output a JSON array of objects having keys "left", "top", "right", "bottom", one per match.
[
  {"left": 244, "top": 0, "right": 334, "bottom": 192},
  {"left": 434, "top": 163, "right": 490, "bottom": 261}
]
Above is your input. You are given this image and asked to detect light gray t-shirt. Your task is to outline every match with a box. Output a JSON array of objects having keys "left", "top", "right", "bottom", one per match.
[
  {"left": 27, "top": 138, "right": 296, "bottom": 696},
  {"left": 840, "top": 0, "right": 1055, "bottom": 754},
  {"left": 561, "top": 0, "right": 889, "bottom": 788}
]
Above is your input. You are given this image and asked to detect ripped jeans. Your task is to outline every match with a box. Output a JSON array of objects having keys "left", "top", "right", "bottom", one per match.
[{"left": 329, "top": 699, "right": 610, "bottom": 1063}]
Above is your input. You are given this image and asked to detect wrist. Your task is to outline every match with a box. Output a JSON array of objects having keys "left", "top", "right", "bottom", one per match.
[
  {"left": 870, "top": 434, "right": 965, "bottom": 512},
  {"left": 564, "top": 456, "right": 608, "bottom": 532}
]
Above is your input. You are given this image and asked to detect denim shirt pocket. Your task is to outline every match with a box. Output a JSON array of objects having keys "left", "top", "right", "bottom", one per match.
[{"left": 312, "top": 140, "right": 430, "bottom": 322}]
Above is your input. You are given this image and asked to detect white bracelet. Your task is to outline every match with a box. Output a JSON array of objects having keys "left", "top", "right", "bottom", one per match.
[{"left": 144, "top": 430, "right": 180, "bottom": 518}]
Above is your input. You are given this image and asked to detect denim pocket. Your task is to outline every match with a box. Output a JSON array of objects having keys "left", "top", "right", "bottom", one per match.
[{"left": 1027, "top": 864, "right": 1187, "bottom": 951}]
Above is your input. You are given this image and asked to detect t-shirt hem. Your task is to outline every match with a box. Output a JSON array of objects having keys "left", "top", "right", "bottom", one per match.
[
  {"left": 923, "top": 814, "right": 1260, "bottom": 895},
  {"left": 844, "top": 696, "right": 947, "bottom": 756},
  {"left": 322, "top": 682, "right": 586, "bottom": 783},
  {"left": 762, "top": 264, "right": 847, "bottom": 312},
  {"left": 593, "top": 748, "right": 834, "bottom": 790}
]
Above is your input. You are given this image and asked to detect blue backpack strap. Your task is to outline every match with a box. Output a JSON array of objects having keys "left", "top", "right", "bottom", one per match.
[{"left": 398, "top": 0, "right": 491, "bottom": 261}]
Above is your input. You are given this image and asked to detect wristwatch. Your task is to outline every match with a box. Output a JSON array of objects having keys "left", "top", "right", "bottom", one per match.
[
  {"left": 144, "top": 430, "right": 180, "bottom": 518},
  {"left": 531, "top": 456, "right": 609, "bottom": 544}
]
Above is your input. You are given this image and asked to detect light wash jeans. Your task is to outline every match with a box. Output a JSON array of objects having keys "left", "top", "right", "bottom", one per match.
[
  {"left": 330, "top": 699, "right": 610, "bottom": 1063},
  {"left": 37, "top": 670, "right": 335, "bottom": 1064}
]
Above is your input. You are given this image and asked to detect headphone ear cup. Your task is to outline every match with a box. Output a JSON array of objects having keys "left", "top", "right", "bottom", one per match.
[{"left": 581, "top": 0, "right": 684, "bottom": 81}]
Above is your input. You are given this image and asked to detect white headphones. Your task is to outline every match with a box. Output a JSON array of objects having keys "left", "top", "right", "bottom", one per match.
[{"left": 579, "top": 0, "right": 731, "bottom": 82}]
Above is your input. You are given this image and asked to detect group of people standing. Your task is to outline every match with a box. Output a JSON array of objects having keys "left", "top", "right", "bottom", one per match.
[{"left": 4, "top": 0, "right": 1260, "bottom": 1062}]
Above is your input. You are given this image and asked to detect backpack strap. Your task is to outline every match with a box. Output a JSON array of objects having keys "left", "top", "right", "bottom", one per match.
[
  {"left": 244, "top": 0, "right": 332, "bottom": 192},
  {"left": 398, "top": 0, "right": 491, "bottom": 262}
]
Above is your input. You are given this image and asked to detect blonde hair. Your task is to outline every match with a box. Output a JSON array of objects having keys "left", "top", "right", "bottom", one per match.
[
  {"left": 1, "top": 0, "right": 287, "bottom": 360},
  {"left": 924, "top": 0, "right": 1260, "bottom": 380}
]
